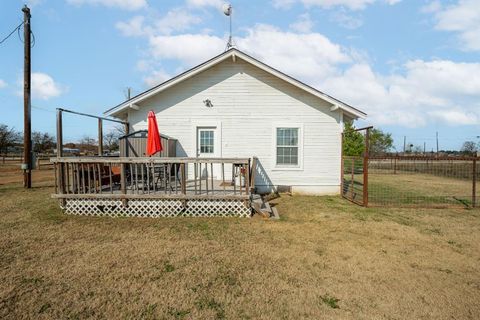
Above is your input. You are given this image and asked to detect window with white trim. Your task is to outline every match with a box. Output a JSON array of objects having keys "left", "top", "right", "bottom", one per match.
[{"left": 276, "top": 128, "right": 299, "bottom": 166}]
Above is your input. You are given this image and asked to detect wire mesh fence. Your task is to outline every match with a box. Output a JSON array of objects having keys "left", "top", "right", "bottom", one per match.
[
  {"left": 341, "top": 156, "right": 366, "bottom": 206},
  {"left": 342, "top": 155, "right": 479, "bottom": 208},
  {"left": 368, "top": 156, "right": 478, "bottom": 208},
  {"left": 341, "top": 124, "right": 479, "bottom": 209}
]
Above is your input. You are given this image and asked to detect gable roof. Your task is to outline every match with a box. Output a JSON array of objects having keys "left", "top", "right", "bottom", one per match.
[{"left": 104, "top": 48, "right": 366, "bottom": 119}]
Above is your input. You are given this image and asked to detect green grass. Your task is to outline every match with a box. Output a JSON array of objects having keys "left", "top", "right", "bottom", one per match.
[{"left": 321, "top": 294, "right": 340, "bottom": 309}]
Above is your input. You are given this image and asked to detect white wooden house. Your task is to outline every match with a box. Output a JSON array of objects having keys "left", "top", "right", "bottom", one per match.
[{"left": 104, "top": 48, "right": 366, "bottom": 195}]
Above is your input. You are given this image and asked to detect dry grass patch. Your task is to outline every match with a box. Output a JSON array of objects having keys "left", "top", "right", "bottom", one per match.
[{"left": 1, "top": 166, "right": 480, "bottom": 319}]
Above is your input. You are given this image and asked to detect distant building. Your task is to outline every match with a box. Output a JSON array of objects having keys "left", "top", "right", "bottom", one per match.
[{"left": 54, "top": 147, "right": 80, "bottom": 156}]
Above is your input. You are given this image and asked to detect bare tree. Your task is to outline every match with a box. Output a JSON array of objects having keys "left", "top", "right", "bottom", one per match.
[
  {"left": 0, "top": 124, "right": 21, "bottom": 155},
  {"left": 103, "top": 124, "right": 126, "bottom": 152},
  {"left": 461, "top": 141, "right": 477, "bottom": 156},
  {"left": 32, "top": 131, "right": 55, "bottom": 154},
  {"left": 412, "top": 145, "right": 423, "bottom": 154},
  {"left": 78, "top": 136, "right": 97, "bottom": 154}
]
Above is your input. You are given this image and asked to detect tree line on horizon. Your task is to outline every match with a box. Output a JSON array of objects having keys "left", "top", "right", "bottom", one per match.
[
  {"left": 342, "top": 121, "right": 478, "bottom": 157},
  {"left": 1, "top": 122, "right": 477, "bottom": 157},
  {"left": 0, "top": 123, "right": 123, "bottom": 155}
]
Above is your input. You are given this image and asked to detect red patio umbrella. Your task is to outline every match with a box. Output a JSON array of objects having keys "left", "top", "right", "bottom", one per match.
[{"left": 146, "top": 111, "right": 163, "bottom": 156}]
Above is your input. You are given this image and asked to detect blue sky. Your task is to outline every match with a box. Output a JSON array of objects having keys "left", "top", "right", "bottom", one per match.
[{"left": 0, "top": 0, "right": 479, "bottom": 151}]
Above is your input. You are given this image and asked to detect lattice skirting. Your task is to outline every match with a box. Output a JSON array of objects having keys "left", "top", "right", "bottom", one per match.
[{"left": 62, "top": 199, "right": 252, "bottom": 218}]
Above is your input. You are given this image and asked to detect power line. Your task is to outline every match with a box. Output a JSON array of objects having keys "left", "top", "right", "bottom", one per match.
[
  {"left": 32, "top": 105, "right": 56, "bottom": 113},
  {"left": 0, "top": 21, "right": 24, "bottom": 45}
]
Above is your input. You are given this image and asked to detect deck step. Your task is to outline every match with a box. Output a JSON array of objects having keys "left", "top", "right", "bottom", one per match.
[
  {"left": 251, "top": 196, "right": 278, "bottom": 219},
  {"left": 271, "top": 207, "right": 280, "bottom": 220}
]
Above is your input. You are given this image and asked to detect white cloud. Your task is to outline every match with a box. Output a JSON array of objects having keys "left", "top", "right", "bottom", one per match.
[
  {"left": 431, "top": 0, "right": 480, "bottom": 51},
  {"left": 67, "top": 0, "right": 147, "bottom": 10},
  {"left": 154, "top": 8, "right": 202, "bottom": 35},
  {"left": 429, "top": 110, "right": 480, "bottom": 126},
  {"left": 272, "top": 0, "right": 296, "bottom": 9},
  {"left": 116, "top": 9, "right": 202, "bottom": 37},
  {"left": 186, "top": 0, "right": 223, "bottom": 8},
  {"left": 148, "top": 33, "right": 225, "bottom": 66},
  {"left": 117, "top": 15, "right": 478, "bottom": 127},
  {"left": 331, "top": 9, "right": 363, "bottom": 29},
  {"left": 31, "top": 73, "right": 64, "bottom": 100},
  {"left": 116, "top": 16, "right": 146, "bottom": 37},
  {"left": 289, "top": 13, "right": 314, "bottom": 33},
  {"left": 237, "top": 25, "right": 351, "bottom": 80},
  {"left": 273, "top": 0, "right": 401, "bottom": 11},
  {"left": 132, "top": 24, "right": 350, "bottom": 84},
  {"left": 420, "top": 0, "right": 441, "bottom": 13},
  {"left": 143, "top": 69, "right": 171, "bottom": 87},
  {"left": 0, "top": 79, "right": 7, "bottom": 89},
  {"left": 25, "top": 0, "right": 43, "bottom": 6},
  {"left": 322, "top": 59, "right": 480, "bottom": 126}
]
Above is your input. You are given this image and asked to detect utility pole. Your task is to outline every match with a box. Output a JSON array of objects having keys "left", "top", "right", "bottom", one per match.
[
  {"left": 423, "top": 142, "right": 426, "bottom": 154},
  {"left": 22, "top": 5, "right": 32, "bottom": 189},
  {"left": 403, "top": 136, "right": 406, "bottom": 154},
  {"left": 436, "top": 131, "right": 439, "bottom": 156}
]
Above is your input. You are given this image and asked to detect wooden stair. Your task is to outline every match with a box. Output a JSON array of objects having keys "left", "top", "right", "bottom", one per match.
[{"left": 251, "top": 194, "right": 279, "bottom": 219}]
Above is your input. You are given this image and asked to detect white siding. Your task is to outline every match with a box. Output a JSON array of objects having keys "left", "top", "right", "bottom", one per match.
[{"left": 128, "top": 58, "right": 342, "bottom": 195}]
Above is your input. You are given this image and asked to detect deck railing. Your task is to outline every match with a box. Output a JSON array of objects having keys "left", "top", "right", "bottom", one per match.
[{"left": 51, "top": 157, "right": 253, "bottom": 204}]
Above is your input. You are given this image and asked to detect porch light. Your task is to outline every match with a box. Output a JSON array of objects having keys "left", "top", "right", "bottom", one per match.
[{"left": 203, "top": 99, "right": 213, "bottom": 108}]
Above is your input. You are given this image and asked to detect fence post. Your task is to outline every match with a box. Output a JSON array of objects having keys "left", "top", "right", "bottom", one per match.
[
  {"left": 120, "top": 163, "right": 127, "bottom": 207},
  {"left": 340, "top": 133, "right": 344, "bottom": 196},
  {"left": 351, "top": 158, "right": 354, "bottom": 200},
  {"left": 473, "top": 158, "right": 477, "bottom": 208},
  {"left": 394, "top": 155, "right": 397, "bottom": 174},
  {"left": 98, "top": 118, "right": 103, "bottom": 156},
  {"left": 57, "top": 162, "right": 66, "bottom": 207},
  {"left": 246, "top": 159, "right": 251, "bottom": 196},
  {"left": 181, "top": 163, "right": 186, "bottom": 195},
  {"left": 363, "top": 128, "right": 370, "bottom": 207},
  {"left": 250, "top": 157, "right": 257, "bottom": 193}
]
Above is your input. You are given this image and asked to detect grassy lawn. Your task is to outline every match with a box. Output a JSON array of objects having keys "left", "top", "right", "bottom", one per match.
[{"left": 1, "top": 165, "right": 480, "bottom": 319}]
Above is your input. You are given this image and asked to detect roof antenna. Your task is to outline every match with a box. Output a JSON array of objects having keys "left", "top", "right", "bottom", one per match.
[{"left": 223, "top": 3, "right": 234, "bottom": 51}]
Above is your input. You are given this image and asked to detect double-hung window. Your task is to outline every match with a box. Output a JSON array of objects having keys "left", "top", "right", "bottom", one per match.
[{"left": 276, "top": 128, "right": 299, "bottom": 166}]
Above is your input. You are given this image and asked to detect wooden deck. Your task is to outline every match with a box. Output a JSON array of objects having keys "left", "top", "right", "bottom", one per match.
[{"left": 50, "top": 157, "right": 256, "bottom": 217}]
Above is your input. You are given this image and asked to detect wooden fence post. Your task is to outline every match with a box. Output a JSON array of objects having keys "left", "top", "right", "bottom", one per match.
[
  {"left": 245, "top": 161, "right": 250, "bottom": 196},
  {"left": 394, "top": 155, "right": 397, "bottom": 174},
  {"left": 56, "top": 109, "right": 65, "bottom": 206},
  {"left": 56, "top": 109, "right": 63, "bottom": 158},
  {"left": 473, "top": 158, "right": 477, "bottom": 208},
  {"left": 181, "top": 163, "right": 186, "bottom": 195},
  {"left": 98, "top": 118, "right": 103, "bottom": 156},
  {"left": 120, "top": 163, "right": 127, "bottom": 207},
  {"left": 57, "top": 162, "right": 66, "bottom": 207},
  {"left": 363, "top": 128, "right": 370, "bottom": 207},
  {"left": 340, "top": 133, "right": 344, "bottom": 195},
  {"left": 250, "top": 157, "right": 257, "bottom": 193}
]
